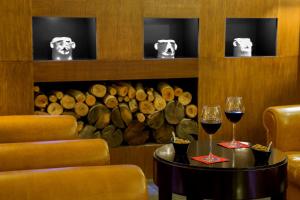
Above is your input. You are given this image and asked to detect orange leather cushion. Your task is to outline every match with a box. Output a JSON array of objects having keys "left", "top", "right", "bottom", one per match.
[
  {"left": 0, "top": 139, "right": 110, "bottom": 171},
  {"left": 0, "top": 115, "right": 78, "bottom": 142},
  {"left": 0, "top": 165, "right": 148, "bottom": 200},
  {"left": 286, "top": 152, "right": 300, "bottom": 188}
]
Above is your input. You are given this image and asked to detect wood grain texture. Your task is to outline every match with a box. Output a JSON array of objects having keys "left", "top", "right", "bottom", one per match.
[
  {"left": 0, "top": 62, "right": 33, "bottom": 115},
  {"left": 200, "top": 0, "right": 225, "bottom": 58},
  {"left": 110, "top": 143, "right": 162, "bottom": 178},
  {"left": 0, "top": 0, "right": 298, "bottom": 148},
  {"left": 198, "top": 56, "right": 299, "bottom": 145},
  {"left": 144, "top": 0, "right": 201, "bottom": 17},
  {"left": 98, "top": 0, "right": 143, "bottom": 60},
  {"left": 32, "top": 0, "right": 97, "bottom": 16},
  {"left": 0, "top": 0, "right": 32, "bottom": 61},
  {"left": 277, "top": 0, "right": 300, "bottom": 57},
  {"left": 33, "top": 59, "right": 198, "bottom": 82},
  {"left": 225, "top": 0, "right": 279, "bottom": 17}
]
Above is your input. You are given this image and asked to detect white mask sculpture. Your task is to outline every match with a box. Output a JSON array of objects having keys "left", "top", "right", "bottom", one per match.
[
  {"left": 233, "top": 38, "right": 253, "bottom": 57},
  {"left": 50, "top": 37, "right": 76, "bottom": 60},
  {"left": 154, "top": 39, "right": 177, "bottom": 59}
]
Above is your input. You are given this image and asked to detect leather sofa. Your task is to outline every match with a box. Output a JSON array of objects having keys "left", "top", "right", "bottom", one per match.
[
  {"left": 0, "top": 115, "right": 148, "bottom": 200},
  {"left": 0, "top": 115, "right": 110, "bottom": 171},
  {"left": 263, "top": 105, "right": 300, "bottom": 200},
  {"left": 0, "top": 165, "right": 147, "bottom": 200},
  {"left": 0, "top": 115, "right": 78, "bottom": 142}
]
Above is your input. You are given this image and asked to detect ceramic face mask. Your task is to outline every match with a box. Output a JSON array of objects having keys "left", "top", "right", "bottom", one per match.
[
  {"left": 233, "top": 38, "right": 252, "bottom": 57},
  {"left": 50, "top": 37, "right": 76, "bottom": 60},
  {"left": 154, "top": 39, "right": 177, "bottom": 59}
]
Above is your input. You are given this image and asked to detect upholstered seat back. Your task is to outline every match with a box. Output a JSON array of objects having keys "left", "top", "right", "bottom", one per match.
[
  {"left": 0, "top": 115, "right": 77, "bottom": 142},
  {"left": 0, "top": 165, "right": 148, "bottom": 200},
  {"left": 263, "top": 105, "right": 300, "bottom": 152},
  {"left": 0, "top": 139, "right": 110, "bottom": 171}
]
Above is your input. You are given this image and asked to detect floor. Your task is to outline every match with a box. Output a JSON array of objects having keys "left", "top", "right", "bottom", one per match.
[
  {"left": 148, "top": 179, "right": 185, "bottom": 200},
  {"left": 147, "top": 179, "right": 270, "bottom": 200}
]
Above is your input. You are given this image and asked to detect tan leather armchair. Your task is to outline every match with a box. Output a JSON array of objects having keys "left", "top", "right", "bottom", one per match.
[
  {"left": 0, "top": 115, "right": 148, "bottom": 200},
  {"left": 263, "top": 105, "right": 300, "bottom": 200}
]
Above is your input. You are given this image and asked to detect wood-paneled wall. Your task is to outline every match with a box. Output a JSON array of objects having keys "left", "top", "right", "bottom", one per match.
[
  {"left": 0, "top": 0, "right": 299, "bottom": 166},
  {"left": 198, "top": 0, "right": 300, "bottom": 144},
  {"left": 0, "top": 62, "right": 33, "bottom": 115},
  {"left": 0, "top": 0, "right": 32, "bottom": 61},
  {"left": 0, "top": 0, "right": 33, "bottom": 115}
]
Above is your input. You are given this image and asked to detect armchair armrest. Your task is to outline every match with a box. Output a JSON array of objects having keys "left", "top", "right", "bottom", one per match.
[
  {"left": 0, "top": 139, "right": 110, "bottom": 171},
  {"left": 263, "top": 105, "right": 300, "bottom": 151}
]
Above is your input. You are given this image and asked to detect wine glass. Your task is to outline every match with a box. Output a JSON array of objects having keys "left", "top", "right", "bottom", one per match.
[
  {"left": 225, "top": 96, "right": 245, "bottom": 148},
  {"left": 200, "top": 105, "right": 222, "bottom": 162}
]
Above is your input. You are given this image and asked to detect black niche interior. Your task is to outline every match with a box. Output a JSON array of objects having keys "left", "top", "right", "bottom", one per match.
[
  {"left": 225, "top": 18, "right": 277, "bottom": 57},
  {"left": 144, "top": 18, "right": 199, "bottom": 59},
  {"left": 32, "top": 17, "right": 96, "bottom": 60}
]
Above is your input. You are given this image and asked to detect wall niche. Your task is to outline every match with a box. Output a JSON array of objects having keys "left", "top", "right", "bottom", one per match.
[
  {"left": 32, "top": 17, "right": 97, "bottom": 60},
  {"left": 144, "top": 18, "right": 199, "bottom": 59},
  {"left": 225, "top": 18, "right": 277, "bottom": 57}
]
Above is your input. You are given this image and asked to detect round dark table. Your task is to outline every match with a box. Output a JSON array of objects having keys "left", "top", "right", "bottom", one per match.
[{"left": 153, "top": 141, "right": 287, "bottom": 200}]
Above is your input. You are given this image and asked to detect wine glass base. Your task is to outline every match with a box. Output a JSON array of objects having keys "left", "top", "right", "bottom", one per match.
[
  {"left": 192, "top": 154, "right": 230, "bottom": 164},
  {"left": 229, "top": 141, "right": 240, "bottom": 148},
  {"left": 218, "top": 141, "right": 250, "bottom": 149},
  {"left": 203, "top": 156, "right": 219, "bottom": 162}
]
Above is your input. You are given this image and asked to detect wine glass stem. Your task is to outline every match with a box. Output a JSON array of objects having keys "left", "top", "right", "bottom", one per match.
[
  {"left": 232, "top": 123, "right": 236, "bottom": 143},
  {"left": 208, "top": 134, "right": 213, "bottom": 159}
]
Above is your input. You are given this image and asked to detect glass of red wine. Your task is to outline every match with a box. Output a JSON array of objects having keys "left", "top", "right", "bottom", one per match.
[
  {"left": 200, "top": 105, "right": 222, "bottom": 162},
  {"left": 225, "top": 96, "right": 245, "bottom": 148}
]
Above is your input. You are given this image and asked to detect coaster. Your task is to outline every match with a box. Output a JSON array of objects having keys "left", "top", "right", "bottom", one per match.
[
  {"left": 218, "top": 141, "right": 250, "bottom": 149},
  {"left": 192, "top": 154, "right": 229, "bottom": 165}
]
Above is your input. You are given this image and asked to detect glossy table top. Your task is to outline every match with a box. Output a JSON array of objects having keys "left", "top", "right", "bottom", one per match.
[{"left": 154, "top": 141, "right": 287, "bottom": 170}]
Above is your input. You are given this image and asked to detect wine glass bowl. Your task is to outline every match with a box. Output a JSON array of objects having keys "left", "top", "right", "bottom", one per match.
[
  {"left": 225, "top": 97, "right": 245, "bottom": 147},
  {"left": 200, "top": 105, "right": 222, "bottom": 162}
]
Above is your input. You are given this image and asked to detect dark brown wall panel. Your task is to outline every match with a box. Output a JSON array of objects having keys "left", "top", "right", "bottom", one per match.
[
  {"left": 0, "top": 62, "right": 33, "bottom": 115},
  {"left": 0, "top": 0, "right": 32, "bottom": 61}
]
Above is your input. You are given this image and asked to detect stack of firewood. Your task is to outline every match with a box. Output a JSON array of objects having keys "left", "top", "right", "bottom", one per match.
[{"left": 34, "top": 82, "right": 198, "bottom": 147}]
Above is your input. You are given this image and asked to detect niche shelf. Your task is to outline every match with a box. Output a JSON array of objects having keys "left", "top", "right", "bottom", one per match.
[
  {"left": 144, "top": 18, "right": 199, "bottom": 59},
  {"left": 32, "top": 17, "right": 97, "bottom": 60},
  {"left": 225, "top": 18, "right": 277, "bottom": 57},
  {"left": 33, "top": 59, "right": 198, "bottom": 82}
]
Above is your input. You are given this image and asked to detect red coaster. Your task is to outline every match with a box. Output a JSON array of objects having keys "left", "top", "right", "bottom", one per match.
[
  {"left": 218, "top": 141, "right": 250, "bottom": 149},
  {"left": 192, "top": 154, "right": 229, "bottom": 165}
]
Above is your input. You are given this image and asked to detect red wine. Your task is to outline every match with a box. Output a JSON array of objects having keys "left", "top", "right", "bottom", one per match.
[
  {"left": 225, "top": 111, "right": 244, "bottom": 123},
  {"left": 201, "top": 121, "right": 221, "bottom": 135}
]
